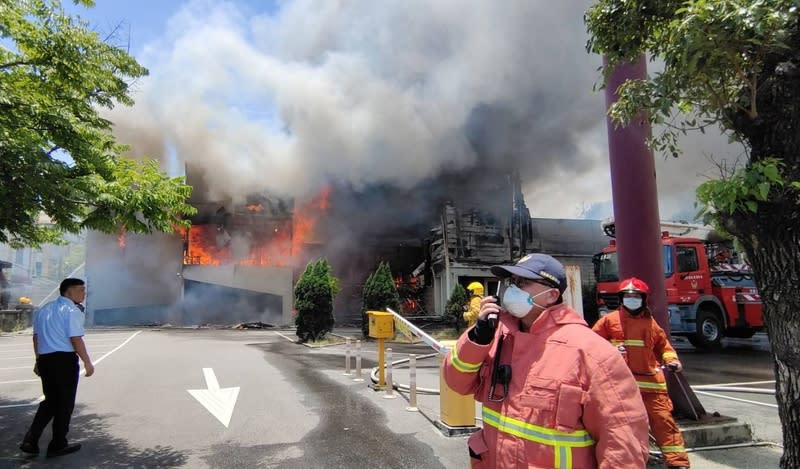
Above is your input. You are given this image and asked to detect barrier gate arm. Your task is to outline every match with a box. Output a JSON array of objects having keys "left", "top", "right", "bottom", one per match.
[
  {"left": 386, "top": 309, "right": 478, "bottom": 429},
  {"left": 386, "top": 308, "right": 449, "bottom": 356}
]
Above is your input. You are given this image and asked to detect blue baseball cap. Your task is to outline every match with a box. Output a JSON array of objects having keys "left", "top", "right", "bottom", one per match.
[{"left": 491, "top": 253, "right": 567, "bottom": 293}]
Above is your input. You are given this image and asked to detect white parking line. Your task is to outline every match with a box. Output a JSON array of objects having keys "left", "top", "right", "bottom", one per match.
[
  {"left": 85, "top": 333, "right": 143, "bottom": 338},
  {"left": 0, "top": 330, "right": 142, "bottom": 409},
  {"left": 85, "top": 331, "right": 142, "bottom": 370},
  {"left": 0, "top": 343, "right": 130, "bottom": 355},
  {"left": 275, "top": 331, "right": 298, "bottom": 343},
  {"left": 694, "top": 380, "right": 775, "bottom": 388},
  {"left": 694, "top": 390, "right": 778, "bottom": 408},
  {"left": 0, "top": 378, "right": 38, "bottom": 384},
  {"left": 85, "top": 338, "right": 139, "bottom": 343},
  {"left": 0, "top": 366, "right": 32, "bottom": 371}
]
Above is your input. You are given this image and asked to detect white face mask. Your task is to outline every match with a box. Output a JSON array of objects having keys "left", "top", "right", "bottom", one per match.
[
  {"left": 622, "top": 297, "right": 643, "bottom": 311},
  {"left": 502, "top": 284, "right": 553, "bottom": 318}
]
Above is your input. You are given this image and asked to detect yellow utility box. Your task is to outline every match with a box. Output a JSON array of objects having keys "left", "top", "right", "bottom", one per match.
[
  {"left": 367, "top": 310, "right": 394, "bottom": 339},
  {"left": 439, "top": 340, "right": 477, "bottom": 427}
]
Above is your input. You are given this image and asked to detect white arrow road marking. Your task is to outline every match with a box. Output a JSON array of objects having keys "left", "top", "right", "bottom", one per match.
[{"left": 187, "top": 368, "right": 240, "bottom": 428}]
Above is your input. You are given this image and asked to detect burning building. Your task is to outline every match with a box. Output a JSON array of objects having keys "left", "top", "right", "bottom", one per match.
[
  {"left": 85, "top": 157, "right": 609, "bottom": 328},
  {"left": 84, "top": 157, "right": 535, "bottom": 327},
  {"left": 81, "top": 1, "right": 635, "bottom": 326},
  {"left": 85, "top": 165, "right": 328, "bottom": 327}
]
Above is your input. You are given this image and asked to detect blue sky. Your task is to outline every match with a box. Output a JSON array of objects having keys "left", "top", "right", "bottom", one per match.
[
  {"left": 64, "top": 1, "right": 279, "bottom": 56},
  {"left": 64, "top": 1, "right": 183, "bottom": 52}
]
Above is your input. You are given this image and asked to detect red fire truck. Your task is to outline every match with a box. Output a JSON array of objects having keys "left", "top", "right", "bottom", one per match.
[{"left": 592, "top": 221, "right": 764, "bottom": 349}]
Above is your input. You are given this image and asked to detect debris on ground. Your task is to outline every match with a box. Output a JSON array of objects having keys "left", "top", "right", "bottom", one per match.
[{"left": 233, "top": 322, "right": 275, "bottom": 330}]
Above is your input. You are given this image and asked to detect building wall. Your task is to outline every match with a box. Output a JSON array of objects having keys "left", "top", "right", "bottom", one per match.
[
  {"left": 86, "top": 230, "right": 183, "bottom": 326},
  {"left": 430, "top": 218, "right": 609, "bottom": 318},
  {"left": 182, "top": 264, "right": 293, "bottom": 325},
  {"left": 0, "top": 234, "right": 86, "bottom": 306}
]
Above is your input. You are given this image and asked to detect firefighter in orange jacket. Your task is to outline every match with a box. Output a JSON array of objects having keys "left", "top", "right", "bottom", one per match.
[
  {"left": 444, "top": 255, "right": 650, "bottom": 468},
  {"left": 592, "top": 277, "right": 690, "bottom": 469},
  {"left": 463, "top": 282, "right": 484, "bottom": 328}
]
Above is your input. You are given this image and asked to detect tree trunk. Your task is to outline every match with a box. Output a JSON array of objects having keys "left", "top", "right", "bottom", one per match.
[
  {"left": 727, "top": 28, "right": 800, "bottom": 467},
  {"left": 736, "top": 217, "right": 800, "bottom": 468}
]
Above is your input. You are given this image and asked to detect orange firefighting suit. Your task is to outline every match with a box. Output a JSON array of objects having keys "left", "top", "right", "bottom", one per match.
[
  {"left": 463, "top": 295, "right": 482, "bottom": 328},
  {"left": 592, "top": 308, "right": 690, "bottom": 468},
  {"left": 443, "top": 304, "right": 649, "bottom": 468}
]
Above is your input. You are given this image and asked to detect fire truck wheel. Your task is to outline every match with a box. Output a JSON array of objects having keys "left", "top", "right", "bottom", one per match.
[{"left": 690, "top": 308, "right": 723, "bottom": 349}]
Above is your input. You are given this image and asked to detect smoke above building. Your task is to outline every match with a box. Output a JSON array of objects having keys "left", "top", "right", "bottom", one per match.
[
  {"left": 87, "top": 0, "right": 749, "bottom": 324},
  {"left": 103, "top": 2, "right": 600, "bottom": 205}
]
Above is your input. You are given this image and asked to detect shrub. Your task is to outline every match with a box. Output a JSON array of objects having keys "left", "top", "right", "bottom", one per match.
[
  {"left": 445, "top": 283, "right": 468, "bottom": 332},
  {"left": 361, "top": 262, "right": 400, "bottom": 337},
  {"left": 294, "top": 259, "right": 339, "bottom": 342}
]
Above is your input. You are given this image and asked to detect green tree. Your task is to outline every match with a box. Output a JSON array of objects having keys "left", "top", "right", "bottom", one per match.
[
  {"left": 361, "top": 261, "right": 400, "bottom": 338},
  {"left": 445, "top": 283, "right": 468, "bottom": 332},
  {"left": 586, "top": 2, "right": 800, "bottom": 465},
  {"left": 0, "top": 0, "right": 195, "bottom": 248},
  {"left": 294, "top": 259, "right": 339, "bottom": 343}
]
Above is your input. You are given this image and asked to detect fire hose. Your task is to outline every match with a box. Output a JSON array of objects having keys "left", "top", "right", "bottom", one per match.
[
  {"left": 367, "top": 308, "right": 451, "bottom": 394},
  {"left": 369, "top": 353, "right": 441, "bottom": 394}
]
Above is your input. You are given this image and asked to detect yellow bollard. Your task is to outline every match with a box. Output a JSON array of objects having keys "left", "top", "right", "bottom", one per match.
[{"left": 439, "top": 340, "right": 476, "bottom": 428}]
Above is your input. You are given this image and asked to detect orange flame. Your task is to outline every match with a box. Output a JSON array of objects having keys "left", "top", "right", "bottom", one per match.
[
  {"left": 246, "top": 204, "right": 264, "bottom": 212},
  {"left": 183, "top": 187, "right": 331, "bottom": 267},
  {"left": 117, "top": 230, "right": 126, "bottom": 248}
]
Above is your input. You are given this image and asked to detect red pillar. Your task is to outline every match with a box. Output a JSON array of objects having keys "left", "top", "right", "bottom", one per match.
[
  {"left": 604, "top": 56, "right": 706, "bottom": 419},
  {"left": 603, "top": 56, "right": 669, "bottom": 332}
]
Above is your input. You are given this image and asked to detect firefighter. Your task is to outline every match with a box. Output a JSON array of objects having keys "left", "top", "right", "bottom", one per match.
[
  {"left": 592, "top": 277, "right": 690, "bottom": 469},
  {"left": 463, "top": 282, "right": 484, "bottom": 328},
  {"left": 443, "top": 254, "right": 649, "bottom": 468}
]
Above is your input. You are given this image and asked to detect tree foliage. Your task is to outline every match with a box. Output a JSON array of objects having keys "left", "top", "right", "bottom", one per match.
[
  {"left": 0, "top": 0, "right": 196, "bottom": 248},
  {"left": 586, "top": 2, "right": 800, "bottom": 465},
  {"left": 360, "top": 261, "right": 400, "bottom": 337},
  {"left": 585, "top": 1, "right": 800, "bottom": 211},
  {"left": 445, "top": 283, "right": 468, "bottom": 332},
  {"left": 294, "top": 259, "right": 339, "bottom": 343}
]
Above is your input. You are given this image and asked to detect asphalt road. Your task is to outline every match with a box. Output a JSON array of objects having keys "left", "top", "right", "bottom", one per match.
[
  {"left": 0, "top": 328, "right": 463, "bottom": 468},
  {"left": 0, "top": 328, "right": 782, "bottom": 468},
  {"left": 675, "top": 334, "right": 778, "bottom": 409}
]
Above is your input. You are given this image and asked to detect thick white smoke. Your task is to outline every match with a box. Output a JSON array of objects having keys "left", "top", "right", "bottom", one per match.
[{"left": 105, "top": 0, "right": 744, "bottom": 220}]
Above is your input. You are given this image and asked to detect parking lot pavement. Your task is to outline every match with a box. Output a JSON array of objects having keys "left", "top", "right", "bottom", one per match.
[
  {"left": 0, "top": 330, "right": 142, "bottom": 407},
  {"left": 0, "top": 327, "right": 783, "bottom": 468}
]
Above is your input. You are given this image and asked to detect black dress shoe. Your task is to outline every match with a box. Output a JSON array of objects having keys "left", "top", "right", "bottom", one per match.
[
  {"left": 19, "top": 441, "right": 39, "bottom": 455},
  {"left": 46, "top": 443, "right": 81, "bottom": 458}
]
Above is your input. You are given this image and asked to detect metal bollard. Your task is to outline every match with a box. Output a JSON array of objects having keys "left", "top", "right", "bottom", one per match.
[
  {"left": 384, "top": 347, "right": 396, "bottom": 399},
  {"left": 406, "top": 354, "right": 418, "bottom": 412},
  {"left": 353, "top": 340, "right": 364, "bottom": 382},
  {"left": 344, "top": 337, "right": 351, "bottom": 375}
]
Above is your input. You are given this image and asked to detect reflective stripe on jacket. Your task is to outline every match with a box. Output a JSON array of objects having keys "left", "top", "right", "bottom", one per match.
[
  {"left": 443, "top": 304, "right": 650, "bottom": 468},
  {"left": 592, "top": 309, "right": 678, "bottom": 393}
]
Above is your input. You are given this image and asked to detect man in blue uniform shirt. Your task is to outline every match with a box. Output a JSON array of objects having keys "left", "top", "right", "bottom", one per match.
[{"left": 20, "top": 278, "right": 94, "bottom": 458}]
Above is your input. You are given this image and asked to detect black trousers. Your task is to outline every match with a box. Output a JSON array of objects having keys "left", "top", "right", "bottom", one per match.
[{"left": 25, "top": 352, "right": 79, "bottom": 450}]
